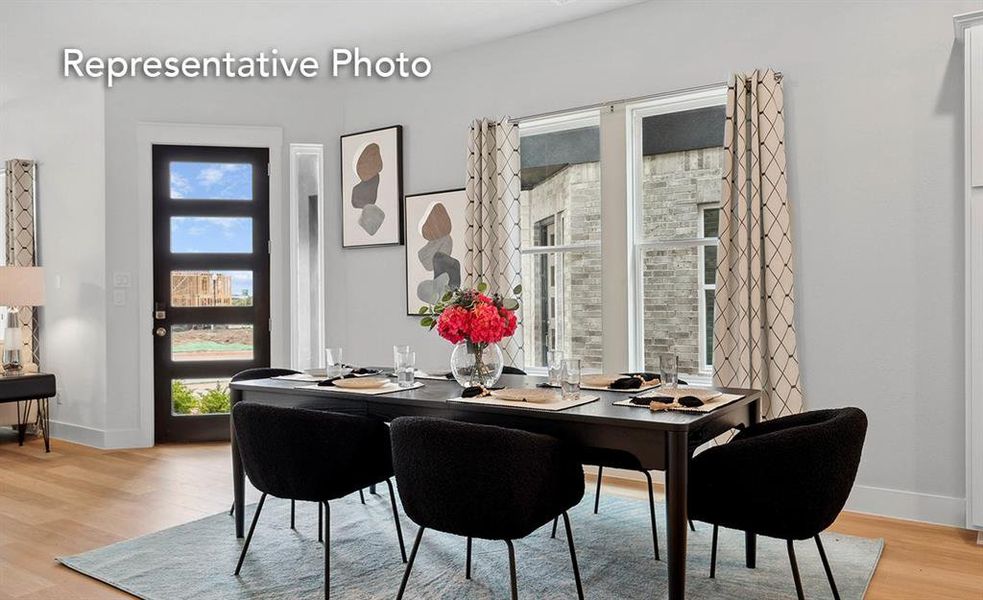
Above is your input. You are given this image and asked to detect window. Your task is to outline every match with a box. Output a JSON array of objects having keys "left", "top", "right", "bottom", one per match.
[
  {"left": 289, "top": 144, "right": 325, "bottom": 370},
  {"left": 629, "top": 88, "right": 726, "bottom": 378},
  {"left": 515, "top": 86, "right": 726, "bottom": 377},
  {"left": 519, "top": 111, "right": 602, "bottom": 370}
]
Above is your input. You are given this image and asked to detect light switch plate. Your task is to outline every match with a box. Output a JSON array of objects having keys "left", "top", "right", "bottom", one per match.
[
  {"left": 113, "top": 272, "right": 131, "bottom": 288},
  {"left": 113, "top": 289, "right": 126, "bottom": 306}
]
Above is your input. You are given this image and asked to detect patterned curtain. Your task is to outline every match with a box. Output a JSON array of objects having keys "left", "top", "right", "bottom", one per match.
[
  {"left": 464, "top": 118, "right": 524, "bottom": 368},
  {"left": 4, "top": 159, "right": 39, "bottom": 367},
  {"left": 712, "top": 70, "right": 803, "bottom": 419},
  {"left": 1, "top": 160, "right": 39, "bottom": 427}
]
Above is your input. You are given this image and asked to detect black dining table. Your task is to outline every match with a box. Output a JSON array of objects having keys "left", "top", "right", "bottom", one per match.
[{"left": 229, "top": 373, "right": 761, "bottom": 600}]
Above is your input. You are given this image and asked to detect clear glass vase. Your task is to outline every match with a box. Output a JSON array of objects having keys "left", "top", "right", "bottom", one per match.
[{"left": 450, "top": 341, "right": 504, "bottom": 388}]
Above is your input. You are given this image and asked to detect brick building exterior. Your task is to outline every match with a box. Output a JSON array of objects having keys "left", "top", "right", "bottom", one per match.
[{"left": 520, "top": 147, "right": 722, "bottom": 374}]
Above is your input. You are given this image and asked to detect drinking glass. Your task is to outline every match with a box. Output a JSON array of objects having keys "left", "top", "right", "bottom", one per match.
[
  {"left": 393, "top": 345, "right": 410, "bottom": 373},
  {"left": 547, "top": 350, "right": 565, "bottom": 387},
  {"left": 395, "top": 349, "right": 416, "bottom": 388},
  {"left": 561, "top": 359, "right": 581, "bottom": 401},
  {"left": 659, "top": 353, "right": 678, "bottom": 390},
  {"left": 325, "top": 347, "right": 344, "bottom": 378}
]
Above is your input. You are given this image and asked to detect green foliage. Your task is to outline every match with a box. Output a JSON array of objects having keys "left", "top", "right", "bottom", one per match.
[
  {"left": 417, "top": 281, "right": 523, "bottom": 330},
  {"left": 171, "top": 380, "right": 197, "bottom": 415},
  {"left": 199, "top": 385, "right": 231, "bottom": 414},
  {"left": 171, "top": 380, "right": 230, "bottom": 415}
]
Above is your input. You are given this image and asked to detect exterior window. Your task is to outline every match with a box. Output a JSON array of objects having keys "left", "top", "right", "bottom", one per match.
[
  {"left": 519, "top": 111, "right": 602, "bottom": 370},
  {"left": 629, "top": 89, "right": 727, "bottom": 378}
]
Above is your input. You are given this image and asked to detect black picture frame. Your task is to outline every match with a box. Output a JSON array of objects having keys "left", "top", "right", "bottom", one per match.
[
  {"left": 339, "top": 125, "right": 404, "bottom": 248},
  {"left": 403, "top": 187, "right": 467, "bottom": 315}
]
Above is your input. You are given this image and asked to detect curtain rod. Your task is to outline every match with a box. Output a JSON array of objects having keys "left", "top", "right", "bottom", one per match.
[{"left": 510, "top": 72, "right": 781, "bottom": 125}]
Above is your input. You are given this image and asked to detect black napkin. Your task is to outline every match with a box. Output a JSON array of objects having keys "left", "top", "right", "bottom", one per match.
[
  {"left": 610, "top": 376, "right": 644, "bottom": 390},
  {"left": 317, "top": 373, "right": 359, "bottom": 387},
  {"left": 461, "top": 385, "right": 504, "bottom": 397},
  {"left": 351, "top": 367, "right": 381, "bottom": 376}
]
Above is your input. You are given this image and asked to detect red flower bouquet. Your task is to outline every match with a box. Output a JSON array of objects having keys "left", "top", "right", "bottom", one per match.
[{"left": 419, "top": 283, "right": 520, "bottom": 387}]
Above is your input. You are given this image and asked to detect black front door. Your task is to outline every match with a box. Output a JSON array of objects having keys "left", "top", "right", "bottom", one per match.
[{"left": 152, "top": 145, "right": 270, "bottom": 443}]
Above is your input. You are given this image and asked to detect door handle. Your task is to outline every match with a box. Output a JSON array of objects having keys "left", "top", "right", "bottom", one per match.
[{"left": 154, "top": 327, "right": 167, "bottom": 337}]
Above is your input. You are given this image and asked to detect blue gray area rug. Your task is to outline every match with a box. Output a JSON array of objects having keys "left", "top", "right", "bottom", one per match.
[{"left": 60, "top": 492, "right": 881, "bottom": 599}]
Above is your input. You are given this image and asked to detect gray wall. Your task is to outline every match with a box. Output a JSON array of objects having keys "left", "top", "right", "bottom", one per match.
[{"left": 333, "top": 0, "right": 976, "bottom": 521}]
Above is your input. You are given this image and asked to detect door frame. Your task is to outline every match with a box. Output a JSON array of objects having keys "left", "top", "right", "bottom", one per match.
[{"left": 136, "top": 123, "right": 285, "bottom": 447}]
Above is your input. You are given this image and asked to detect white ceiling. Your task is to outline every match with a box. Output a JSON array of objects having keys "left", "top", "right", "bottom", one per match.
[{"left": 8, "top": 0, "right": 641, "bottom": 57}]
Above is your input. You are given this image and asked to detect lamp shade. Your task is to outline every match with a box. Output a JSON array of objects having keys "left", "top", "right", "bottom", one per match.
[{"left": 0, "top": 266, "right": 45, "bottom": 306}]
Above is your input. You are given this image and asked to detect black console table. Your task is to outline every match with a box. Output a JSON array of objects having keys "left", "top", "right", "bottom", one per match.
[{"left": 0, "top": 372, "right": 55, "bottom": 452}]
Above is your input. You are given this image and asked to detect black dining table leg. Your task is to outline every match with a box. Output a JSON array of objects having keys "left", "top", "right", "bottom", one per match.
[
  {"left": 666, "top": 430, "right": 689, "bottom": 600},
  {"left": 231, "top": 392, "right": 245, "bottom": 538},
  {"left": 745, "top": 402, "right": 760, "bottom": 568}
]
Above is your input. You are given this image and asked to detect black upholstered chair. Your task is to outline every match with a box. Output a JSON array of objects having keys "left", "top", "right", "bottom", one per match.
[
  {"left": 390, "top": 417, "right": 586, "bottom": 600},
  {"left": 689, "top": 408, "right": 868, "bottom": 600},
  {"left": 228, "top": 368, "right": 371, "bottom": 532},
  {"left": 232, "top": 403, "right": 407, "bottom": 599},
  {"left": 501, "top": 365, "right": 527, "bottom": 376},
  {"left": 553, "top": 446, "right": 697, "bottom": 561}
]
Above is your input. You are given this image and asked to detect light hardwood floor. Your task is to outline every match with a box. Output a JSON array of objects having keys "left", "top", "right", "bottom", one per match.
[{"left": 0, "top": 435, "right": 980, "bottom": 599}]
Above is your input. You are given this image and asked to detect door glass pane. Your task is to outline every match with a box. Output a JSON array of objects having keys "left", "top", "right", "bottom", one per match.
[
  {"left": 171, "top": 324, "right": 254, "bottom": 361},
  {"left": 170, "top": 162, "right": 252, "bottom": 200},
  {"left": 171, "top": 271, "right": 253, "bottom": 307},
  {"left": 170, "top": 217, "right": 252, "bottom": 253},
  {"left": 172, "top": 377, "right": 232, "bottom": 415}
]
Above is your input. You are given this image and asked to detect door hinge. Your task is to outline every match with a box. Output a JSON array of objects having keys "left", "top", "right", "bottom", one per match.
[
  {"left": 269, "top": 318, "right": 273, "bottom": 332},
  {"left": 267, "top": 162, "right": 270, "bottom": 176},
  {"left": 267, "top": 240, "right": 272, "bottom": 254}
]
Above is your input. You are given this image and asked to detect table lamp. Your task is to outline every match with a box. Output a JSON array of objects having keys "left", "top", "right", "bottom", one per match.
[{"left": 0, "top": 266, "right": 45, "bottom": 374}]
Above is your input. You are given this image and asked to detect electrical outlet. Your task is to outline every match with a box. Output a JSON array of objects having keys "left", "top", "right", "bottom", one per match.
[
  {"left": 113, "top": 271, "right": 131, "bottom": 288},
  {"left": 113, "top": 289, "right": 126, "bottom": 306}
]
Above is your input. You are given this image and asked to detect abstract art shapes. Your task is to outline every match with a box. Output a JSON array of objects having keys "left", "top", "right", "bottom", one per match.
[
  {"left": 359, "top": 203, "right": 386, "bottom": 235},
  {"left": 351, "top": 174, "right": 380, "bottom": 208},
  {"left": 340, "top": 126, "right": 403, "bottom": 247},
  {"left": 404, "top": 188, "right": 468, "bottom": 315},
  {"left": 421, "top": 202, "right": 452, "bottom": 240}
]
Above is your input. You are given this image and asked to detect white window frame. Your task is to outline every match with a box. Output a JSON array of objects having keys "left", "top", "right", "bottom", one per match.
[
  {"left": 0, "top": 170, "right": 6, "bottom": 327},
  {"left": 518, "top": 109, "right": 601, "bottom": 374},
  {"left": 626, "top": 86, "right": 727, "bottom": 376},
  {"left": 288, "top": 143, "right": 325, "bottom": 369},
  {"left": 697, "top": 204, "right": 718, "bottom": 374}
]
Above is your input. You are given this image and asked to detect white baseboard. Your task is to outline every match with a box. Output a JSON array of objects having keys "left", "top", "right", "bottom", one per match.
[
  {"left": 48, "top": 420, "right": 106, "bottom": 448},
  {"left": 49, "top": 420, "right": 153, "bottom": 449},
  {"left": 103, "top": 428, "right": 153, "bottom": 449},
  {"left": 841, "top": 485, "right": 965, "bottom": 528},
  {"left": 594, "top": 466, "right": 967, "bottom": 528}
]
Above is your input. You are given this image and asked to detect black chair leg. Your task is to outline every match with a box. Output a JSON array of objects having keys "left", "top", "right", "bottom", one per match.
[
  {"left": 323, "top": 502, "right": 330, "bottom": 600},
  {"left": 318, "top": 501, "right": 323, "bottom": 543},
  {"left": 551, "top": 516, "right": 558, "bottom": 539},
  {"left": 642, "top": 470, "right": 660, "bottom": 561},
  {"left": 815, "top": 534, "right": 841, "bottom": 600},
  {"left": 561, "top": 511, "right": 585, "bottom": 600},
  {"left": 689, "top": 519, "right": 696, "bottom": 532},
  {"left": 359, "top": 489, "right": 366, "bottom": 504},
  {"left": 466, "top": 537, "right": 473, "bottom": 579},
  {"left": 710, "top": 524, "right": 718, "bottom": 578},
  {"left": 385, "top": 478, "right": 408, "bottom": 562},
  {"left": 505, "top": 539, "right": 518, "bottom": 600},
  {"left": 290, "top": 500, "right": 296, "bottom": 530},
  {"left": 787, "top": 539, "right": 805, "bottom": 600},
  {"left": 234, "top": 493, "right": 267, "bottom": 575},
  {"left": 593, "top": 466, "right": 603, "bottom": 514},
  {"left": 396, "top": 527, "right": 425, "bottom": 600},
  {"left": 229, "top": 501, "right": 234, "bottom": 516}
]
